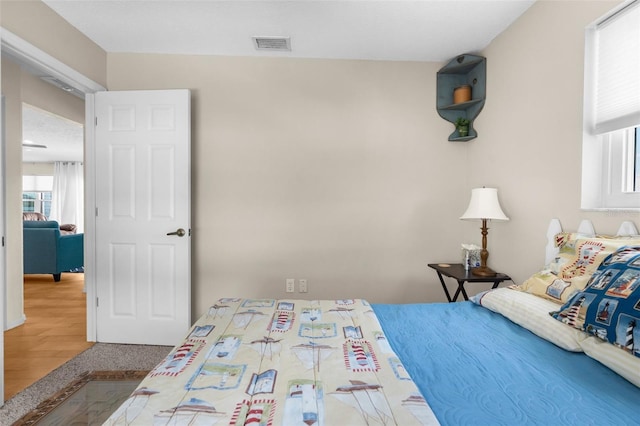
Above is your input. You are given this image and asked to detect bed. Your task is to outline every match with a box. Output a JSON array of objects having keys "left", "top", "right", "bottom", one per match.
[{"left": 105, "top": 219, "right": 640, "bottom": 425}]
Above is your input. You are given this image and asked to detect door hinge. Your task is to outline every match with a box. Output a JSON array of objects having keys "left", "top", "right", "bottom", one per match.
[
  {"left": 96, "top": 297, "right": 99, "bottom": 307},
  {"left": 95, "top": 116, "right": 98, "bottom": 126},
  {"left": 95, "top": 207, "right": 99, "bottom": 217},
  {"left": 1, "top": 236, "right": 4, "bottom": 247}
]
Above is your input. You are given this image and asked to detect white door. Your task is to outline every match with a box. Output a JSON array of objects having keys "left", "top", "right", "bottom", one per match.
[{"left": 94, "top": 89, "right": 191, "bottom": 346}]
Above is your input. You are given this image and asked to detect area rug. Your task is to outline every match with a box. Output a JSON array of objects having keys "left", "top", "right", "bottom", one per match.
[
  {"left": 12, "top": 370, "right": 149, "bottom": 425},
  {"left": 1, "top": 343, "right": 172, "bottom": 425}
]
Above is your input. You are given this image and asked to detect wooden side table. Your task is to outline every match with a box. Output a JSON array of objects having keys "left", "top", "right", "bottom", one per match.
[{"left": 428, "top": 263, "right": 512, "bottom": 302}]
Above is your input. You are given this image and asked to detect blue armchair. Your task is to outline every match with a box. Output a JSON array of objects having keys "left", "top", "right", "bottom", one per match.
[{"left": 23, "top": 220, "right": 84, "bottom": 282}]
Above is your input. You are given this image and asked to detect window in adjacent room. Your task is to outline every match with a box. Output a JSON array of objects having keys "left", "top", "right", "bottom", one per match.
[
  {"left": 23, "top": 175, "right": 53, "bottom": 217},
  {"left": 582, "top": 0, "right": 640, "bottom": 210}
]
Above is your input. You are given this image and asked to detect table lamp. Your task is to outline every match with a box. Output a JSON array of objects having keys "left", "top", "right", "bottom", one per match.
[{"left": 460, "top": 187, "right": 509, "bottom": 277}]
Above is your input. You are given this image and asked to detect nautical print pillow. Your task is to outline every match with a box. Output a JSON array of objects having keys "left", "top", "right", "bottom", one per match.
[
  {"left": 514, "top": 235, "right": 640, "bottom": 303},
  {"left": 551, "top": 246, "right": 640, "bottom": 360}
]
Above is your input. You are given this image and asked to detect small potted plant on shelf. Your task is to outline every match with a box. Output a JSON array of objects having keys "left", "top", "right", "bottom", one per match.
[{"left": 455, "top": 117, "right": 470, "bottom": 137}]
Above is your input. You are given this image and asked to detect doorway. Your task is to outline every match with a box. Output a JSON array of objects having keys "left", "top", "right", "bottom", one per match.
[
  {"left": 1, "top": 29, "right": 106, "bottom": 402},
  {"left": 22, "top": 104, "right": 85, "bottom": 233},
  {"left": 11, "top": 105, "right": 88, "bottom": 398}
]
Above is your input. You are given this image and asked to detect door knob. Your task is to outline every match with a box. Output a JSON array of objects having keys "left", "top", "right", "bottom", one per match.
[{"left": 167, "top": 228, "right": 186, "bottom": 237}]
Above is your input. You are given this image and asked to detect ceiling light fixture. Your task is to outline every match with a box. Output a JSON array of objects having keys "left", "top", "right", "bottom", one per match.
[{"left": 22, "top": 142, "right": 48, "bottom": 149}]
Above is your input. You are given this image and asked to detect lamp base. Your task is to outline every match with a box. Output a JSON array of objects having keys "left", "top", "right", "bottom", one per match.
[{"left": 471, "top": 266, "right": 497, "bottom": 277}]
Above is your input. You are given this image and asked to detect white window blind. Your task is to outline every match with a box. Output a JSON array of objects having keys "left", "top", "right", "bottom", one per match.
[
  {"left": 22, "top": 175, "right": 53, "bottom": 192},
  {"left": 591, "top": 0, "right": 640, "bottom": 135}
]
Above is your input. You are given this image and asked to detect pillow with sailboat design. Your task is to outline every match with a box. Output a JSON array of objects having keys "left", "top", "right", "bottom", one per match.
[{"left": 551, "top": 245, "right": 640, "bottom": 360}]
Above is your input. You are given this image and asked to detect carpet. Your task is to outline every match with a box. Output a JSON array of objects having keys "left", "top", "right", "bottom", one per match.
[{"left": 1, "top": 343, "right": 172, "bottom": 425}]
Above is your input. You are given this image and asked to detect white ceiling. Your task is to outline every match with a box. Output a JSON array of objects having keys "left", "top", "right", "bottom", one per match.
[
  {"left": 22, "top": 105, "right": 84, "bottom": 163},
  {"left": 25, "top": 0, "right": 535, "bottom": 162},
  {"left": 42, "top": 0, "right": 536, "bottom": 62}
]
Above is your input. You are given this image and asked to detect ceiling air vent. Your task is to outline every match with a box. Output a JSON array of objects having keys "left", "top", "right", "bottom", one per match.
[
  {"left": 252, "top": 36, "right": 291, "bottom": 51},
  {"left": 40, "top": 76, "right": 83, "bottom": 98}
]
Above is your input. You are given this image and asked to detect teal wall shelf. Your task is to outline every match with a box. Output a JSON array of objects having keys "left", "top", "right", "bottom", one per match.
[{"left": 436, "top": 54, "right": 486, "bottom": 142}]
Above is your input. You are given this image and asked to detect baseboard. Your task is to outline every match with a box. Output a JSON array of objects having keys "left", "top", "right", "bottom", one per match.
[{"left": 5, "top": 313, "right": 26, "bottom": 331}]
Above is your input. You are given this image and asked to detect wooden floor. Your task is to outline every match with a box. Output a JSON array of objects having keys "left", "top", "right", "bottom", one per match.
[{"left": 4, "top": 273, "right": 93, "bottom": 400}]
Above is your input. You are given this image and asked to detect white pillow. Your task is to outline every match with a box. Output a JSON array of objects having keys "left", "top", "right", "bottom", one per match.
[
  {"left": 472, "top": 288, "right": 589, "bottom": 352},
  {"left": 580, "top": 327, "right": 640, "bottom": 388}
]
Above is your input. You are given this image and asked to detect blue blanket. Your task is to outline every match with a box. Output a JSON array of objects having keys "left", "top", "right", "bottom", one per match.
[{"left": 372, "top": 301, "right": 639, "bottom": 425}]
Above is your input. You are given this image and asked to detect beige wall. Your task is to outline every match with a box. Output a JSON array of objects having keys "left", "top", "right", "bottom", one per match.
[
  {"left": 3, "top": 0, "right": 639, "bottom": 324},
  {"left": 0, "top": 0, "right": 107, "bottom": 87},
  {"left": 1, "top": 58, "right": 86, "bottom": 327},
  {"left": 23, "top": 162, "right": 55, "bottom": 176},
  {"left": 1, "top": 0, "right": 102, "bottom": 328},
  {"left": 21, "top": 72, "right": 85, "bottom": 124},
  {"left": 472, "top": 0, "right": 637, "bottom": 286},
  {"left": 107, "top": 55, "right": 467, "bottom": 317},
  {"left": 107, "top": 0, "right": 639, "bottom": 319}
]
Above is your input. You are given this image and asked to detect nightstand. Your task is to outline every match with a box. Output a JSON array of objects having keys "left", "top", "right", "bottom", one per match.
[{"left": 428, "top": 263, "right": 511, "bottom": 302}]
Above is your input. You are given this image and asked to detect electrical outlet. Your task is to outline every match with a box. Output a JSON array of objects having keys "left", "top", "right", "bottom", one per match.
[
  {"left": 286, "top": 278, "right": 295, "bottom": 293},
  {"left": 299, "top": 279, "right": 308, "bottom": 293}
]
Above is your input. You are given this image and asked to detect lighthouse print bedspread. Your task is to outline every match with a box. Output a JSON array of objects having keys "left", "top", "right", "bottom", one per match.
[{"left": 105, "top": 298, "right": 439, "bottom": 425}]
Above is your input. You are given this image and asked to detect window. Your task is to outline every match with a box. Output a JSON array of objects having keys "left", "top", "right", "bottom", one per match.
[
  {"left": 22, "top": 191, "right": 52, "bottom": 217},
  {"left": 582, "top": 0, "right": 640, "bottom": 210},
  {"left": 22, "top": 175, "right": 53, "bottom": 217}
]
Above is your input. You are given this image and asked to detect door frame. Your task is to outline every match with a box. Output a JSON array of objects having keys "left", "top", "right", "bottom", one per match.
[
  {"left": 1, "top": 28, "right": 106, "bottom": 342},
  {"left": 1, "top": 95, "right": 6, "bottom": 404}
]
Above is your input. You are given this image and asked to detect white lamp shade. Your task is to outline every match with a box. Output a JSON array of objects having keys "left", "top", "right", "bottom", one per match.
[{"left": 460, "top": 187, "right": 509, "bottom": 221}]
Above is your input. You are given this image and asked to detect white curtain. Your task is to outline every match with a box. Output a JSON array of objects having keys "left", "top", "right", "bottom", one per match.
[{"left": 50, "top": 161, "right": 84, "bottom": 233}]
